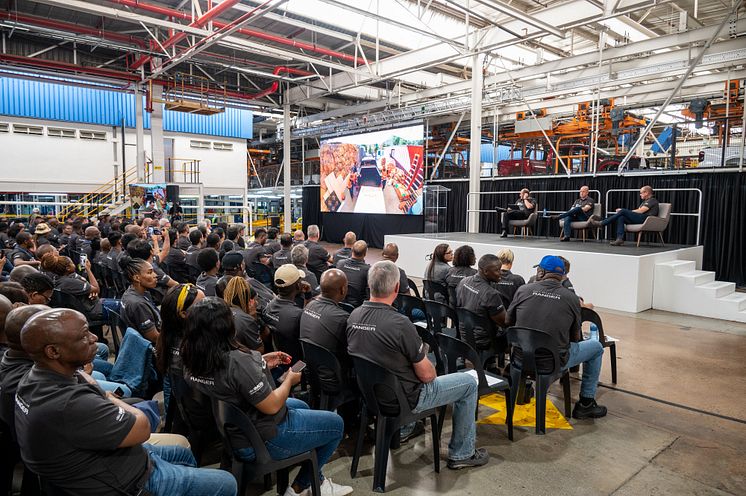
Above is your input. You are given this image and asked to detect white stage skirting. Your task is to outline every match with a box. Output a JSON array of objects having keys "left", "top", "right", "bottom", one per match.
[{"left": 385, "top": 232, "right": 703, "bottom": 313}]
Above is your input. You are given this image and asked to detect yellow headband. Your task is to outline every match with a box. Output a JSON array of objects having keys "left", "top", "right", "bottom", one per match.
[{"left": 176, "top": 284, "right": 193, "bottom": 313}]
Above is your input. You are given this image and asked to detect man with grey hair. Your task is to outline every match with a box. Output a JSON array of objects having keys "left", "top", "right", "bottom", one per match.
[
  {"left": 304, "top": 224, "right": 332, "bottom": 280},
  {"left": 337, "top": 240, "right": 369, "bottom": 308},
  {"left": 333, "top": 231, "right": 356, "bottom": 265},
  {"left": 291, "top": 244, "right": 319, "bottom": 294},
  {"left": 347, "top": 261, "right": 489, "bottom": 470}
]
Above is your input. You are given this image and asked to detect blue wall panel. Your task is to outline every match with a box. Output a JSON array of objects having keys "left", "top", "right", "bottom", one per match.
[
  {"left": 0, "top": 76, "right": 252, "bottom": 139},
  {"left": 480, "top": 143, "right": 514, "bottom": 163}
]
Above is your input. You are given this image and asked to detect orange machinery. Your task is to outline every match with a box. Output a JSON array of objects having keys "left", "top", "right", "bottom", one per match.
[{"left": 682, "top": 81, "right": 743, "bottom": 144}]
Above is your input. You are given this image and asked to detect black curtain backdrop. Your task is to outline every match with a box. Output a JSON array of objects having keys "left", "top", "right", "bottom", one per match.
[
  {"left": 427, "top": 172, "right": 746, "bottom": 286},
  {"left": 301, "top": 186, "right": 424, "bottom": 248}
]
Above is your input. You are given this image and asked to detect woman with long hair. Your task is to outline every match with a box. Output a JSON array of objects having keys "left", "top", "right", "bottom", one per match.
[
  {"left": 181, "top": 298, "right": 352, "bottom": 496},
  {"left": 118, "top": 255, "right": 160, "bottom": 343},
  {"left": 222, "top": 276, "right": 265, "bottom": 352},
  {"left": 157, "top": 283, "right": 204, "bottom": 375},
  {"left": 446, "top": 244, "right": 477, "bottom": 291},
  {"left": 423, "top": 242, "right": 452, "bottom": 302}
]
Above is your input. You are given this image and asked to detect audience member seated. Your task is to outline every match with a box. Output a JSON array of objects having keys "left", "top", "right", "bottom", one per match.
[
  {"left": 347, "top": 261, "right": 489, "bottom": 469},
  {"left": 119, "top": 256, "right": 162, "bottom": 344},
  {"left": 32, "top": 223, "right": 52, "bottom": 247},
  {"left": 271, "top": 233, "right": 293, "bottom": 269},
  {"left": 182, "top": 298, "right": 351, "bottom": 496},
  {"left": 0, "top": 295, "right": 12, "bottom": 358},
  {"left": 265, "top": 227, "right": 281, "bottom": 254},
  {"left": 423, "top": 243, "right": 452, "bottom": 302},
  {"left": 304, "top": 225, "right": 332, "bottom": 280},
  {"left": 292, "top": 245, "right": 320, "bottom": 295},
  {"left": 241, "top": 228, "right": 269, "bottom": 269},
  {"left": 14, "top": 308, "right": 237, "bottom": 495},
  {"left": 106, "top": 231, "right": 124, "bottom": 274},
  {"left": 165, "top": 229, "right": 191, "bottom": 284},
  {"left": 20, "top": 272, "right": 54, "bottom": 305},
  {"left": 42, "top": 254, "right": 122, "bottom": 323},
  {"left": 381, "top": 242, "right": 410, "bottom": 295},
  {"left": 196, "top": 248, "right": 220, "bottom": 297},
  {"left": 495, "top": 248, "right": 525, "bottom": 307},
  {"left": 264, "top": 265, "right": 311, "bottom": 364},
  {"left": 336, "top": 241, "right": 370, "bottom": 308},
  {"left": 300, "top": 268, "right": 350, "bottom": 366},
  {"left": 10, "top": 233, "right": 39, "bottom": 268},
  {"left": 0, "top": 282, "right": 29, "bottom": 305},
  {"left": 223, "top": 276, "right": 265, "bottom": 352},
  {"left": 94, "top": 237, "right": 111, "bottom": 267},
  {"left": 174, "top": 222, "right": 191, "bottom": 251},
  {"left": 456, "top": 254, "right": 508, "bottom": 349},
  {"left": 185, "top": 229, "right": 204, "bottom": 281},
  {"left": 127, "top": 238, "right": 179, "bottom": 304},
  {"left": 507, "top": 255, "right": 606, "bottom": 419},
  {"left": 332, "top": 231, "right": 356, "bottom": 266},
  {"left": 446, "top": 245, "right": 476, "bottom": 294},
  {"left": 557, "top": 256, "right": 593, "bottom": 310},
  {"left": 9, "top": 265, "right": 38, "bottom": 285},
  {"left": 293, "top": 229, "right": 305, "bottom": 245},
  {"left": 156, "top": 284, "right": 205, "bottom": 380},
  {"left": 215, "top": 253, "right": 275, "bottom": 319}
]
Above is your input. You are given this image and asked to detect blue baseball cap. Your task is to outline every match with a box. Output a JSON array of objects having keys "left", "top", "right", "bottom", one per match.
[{"left": 534, "top": 255, "right": 566, "bottom": 275}]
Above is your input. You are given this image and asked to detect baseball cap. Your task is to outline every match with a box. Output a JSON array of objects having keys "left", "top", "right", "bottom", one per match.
[
  {"left": 533, "top": 255, "right": 566, "bottom": 275},
  {"left": 221, "top": 252, "right": 244, "bottom": 270},
  {"left": 274, "top": 264, "right": 304, "bottom": 288}
]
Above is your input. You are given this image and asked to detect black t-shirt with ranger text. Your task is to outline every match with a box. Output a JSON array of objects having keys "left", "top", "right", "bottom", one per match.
[
  {"left": 337, "top": 258, "right": 370, "bottom": 307},
  {"left": 300, "top": 296, "right": 349, "bottom": 356}
]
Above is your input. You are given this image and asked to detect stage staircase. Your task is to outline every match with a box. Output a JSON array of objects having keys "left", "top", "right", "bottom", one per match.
[
  {"left": 58, "top": 167, "right": 138, "bottom": 220},
  {"left": 653, "top": 260, "right": 746, "bottom": 323}
]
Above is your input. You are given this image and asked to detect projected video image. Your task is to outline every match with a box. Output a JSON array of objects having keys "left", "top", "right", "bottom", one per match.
[{"left": 320, "top": 125, "right": 424, "bottom": 215}]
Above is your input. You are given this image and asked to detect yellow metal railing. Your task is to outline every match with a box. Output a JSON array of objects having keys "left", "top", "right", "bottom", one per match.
[{"left": 59, "top": 166, "right": 138, "bottom": 220}]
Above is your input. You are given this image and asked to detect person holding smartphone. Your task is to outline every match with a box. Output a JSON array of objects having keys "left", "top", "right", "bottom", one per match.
[{"left": 182, "top": 298, "right": 352, "bottom": 496}]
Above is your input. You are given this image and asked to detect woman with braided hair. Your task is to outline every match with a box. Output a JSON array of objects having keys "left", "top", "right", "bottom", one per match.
[
  {"left": 118, "top": 255, "right": 161, "bottom": 343},
  {"left": 222, "top": 276, "right": 265, "bottom": 352}
]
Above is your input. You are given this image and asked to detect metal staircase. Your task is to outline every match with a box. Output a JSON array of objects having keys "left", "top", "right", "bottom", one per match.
[{"left": 58, "top": 167, "right": 137, "bottom": 220}]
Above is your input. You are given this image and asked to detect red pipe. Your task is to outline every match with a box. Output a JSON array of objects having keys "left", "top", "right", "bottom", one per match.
[
  {"left": 0, "top": 54, "right": 296, "bottom": 101},
  {"left": 107, "top": 0, "right": 365, "bottom": 65},
  {"left": 130, "top": 0, "right": 242, "bottom": 69},
  {"left": 0, "top": 12, "right": 146, "bottom": 48}
]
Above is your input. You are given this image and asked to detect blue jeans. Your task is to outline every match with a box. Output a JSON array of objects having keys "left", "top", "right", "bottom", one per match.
[
  {"left": 143, "top": 443, "right": 237, "bottom": 496},
  {"left": 101, "top": 298, "right": 122, "bottom": 321},
  {"left": 602, "top": 209, "right": 647, "bottom": 240},
  {"left": 562, "top": 340, "right": 604, "bottom": 398},
  {"left": 93, "top": 342, "right": 114, "bottom": 376},
  {"left": 236, "top": 398, "right": 344, "bottom": 490},
  {"left": 559, "top": 206, "right": 589, "bottom": 238},
  {"left": 412, "top": 373, "right": 478, "bottom": 461},
  {"left": 91, "top": 370, "right": 132, "bottom": 397}
]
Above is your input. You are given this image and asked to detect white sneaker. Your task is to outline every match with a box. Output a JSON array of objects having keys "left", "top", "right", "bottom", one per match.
[
  {"left": 320, "top": 478, "right": 353, "bottom": 496},
  {"left": 282, "top": 485, "right": 309, "bottom": 496}
]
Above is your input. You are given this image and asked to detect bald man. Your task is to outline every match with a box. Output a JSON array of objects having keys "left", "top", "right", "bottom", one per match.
[
  {"left": 0, "top": 294, "right": 12, "bottom": 356},
  {"left": 555, "top": 185, "right": 595, "bottom": 242},
  {"left": 333, "top": 231, "right": 356, "bottom": 265},
  {"left": 14, "top": 308, "right": 237, "bottom": 496},
  {"left": 337, "top": 240, "right": 370, "bottom": 307},
  {"left": 382, "top": 242, "right": 411, "bottom": 295},
  {"left": 8, "top": 265, "right": 37, "bottom": 285},
  {"left": 300, "top": 268, "right": 351, "bottom": 365}
]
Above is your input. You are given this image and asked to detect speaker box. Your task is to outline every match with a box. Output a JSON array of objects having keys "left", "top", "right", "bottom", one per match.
[{"left": 166, "top": 185, "right": 180, "bottom": 202}]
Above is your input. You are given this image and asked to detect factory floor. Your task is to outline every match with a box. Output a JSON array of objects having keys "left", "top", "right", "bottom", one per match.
[{"left": 271, "top": 243, "right": 746, "bottom": 495}]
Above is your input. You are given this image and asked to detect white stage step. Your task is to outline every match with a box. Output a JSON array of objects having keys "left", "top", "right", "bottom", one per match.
[{"left": 654, "top": 260, "right": 746, "bottom": 323}]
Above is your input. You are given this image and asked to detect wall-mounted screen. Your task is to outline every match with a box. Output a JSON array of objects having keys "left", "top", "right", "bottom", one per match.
[{"left": 320, "top": 124, "right": 424, "bottom": 215}]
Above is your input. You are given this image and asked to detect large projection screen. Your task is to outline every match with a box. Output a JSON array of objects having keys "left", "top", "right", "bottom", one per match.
[{"left": 319, "top": 125, "right": 424, "bottom": 215}]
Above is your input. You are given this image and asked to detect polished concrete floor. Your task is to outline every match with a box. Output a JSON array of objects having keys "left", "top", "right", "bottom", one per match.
[{"left": 277, "top": 243, "right": 746, "bottom": 495}]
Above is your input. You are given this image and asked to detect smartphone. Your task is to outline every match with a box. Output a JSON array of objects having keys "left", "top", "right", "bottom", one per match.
[
  {"left": 78, "top": 253, "right": 87, "bottom": 271},
  {"left": 113, "top": 387, "right": 124, "bottom": 398},
  {"left": 290, "top": 360, "right": 306, "bottom": 373},
  {"left": 147, "top": 227, "right": 154, "bottom": 236}
]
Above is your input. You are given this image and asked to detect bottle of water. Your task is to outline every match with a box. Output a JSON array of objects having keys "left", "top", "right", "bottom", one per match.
[{"left": 589, "top": 323, "right": 599, "bottom": 341}]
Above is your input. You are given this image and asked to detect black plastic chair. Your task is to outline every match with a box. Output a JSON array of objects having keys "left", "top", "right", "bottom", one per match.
[
  {"left": 423, "top": 280, "right": 449, "bottom": 305},
  {"left": 506, "top": 326, "right": 572, "bottom": 435},
  {"left": 406, "top": 277, "right": 421, "bottom": 299},
  {"left": 447, "top": 286, "right": 457, "bottom": 308},
  {"left": 423, "top": 299, "right": 458, "bottom": 337},
  {"left": 50, "top": 289, "right": 110, "bottom": 345},
  {"left": 169, "top": 373, "right": 221, "bottom": 466},
  {"left": 350, "top": 356, "right": 440, "bottom": 493},
  {"left": 212, "top": 399, "right": 321, "bottom": 496},
  {"left": 395, "top": 294, "right": 428, "bottom": 324},
  {"left": 455, "top": 308, "right": 506, "bottom": 368},
  {"left": 436, "top": 333, "right": 513, "bottom": 441},
  {"left": 581, "top": 308, "right": 617, "bottom": 384},
  {"left": 300, "top": 341, "right": 357, "bottom": 412},
  {"left": 415, "top": 326, "right": 445, "bottom": 377}
]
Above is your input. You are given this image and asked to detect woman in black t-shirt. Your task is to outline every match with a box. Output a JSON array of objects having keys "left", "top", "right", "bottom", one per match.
[
  {"left": 222, "top": 276, "right": 265, "bottom": 352},
  {"left": 182, "top": 298, "right": 351, "bottom": 496},
  {"left": 119, "top": 256, "right": 161, "bottom": 343},
  {"left": 446, "top": 244, "right": 477, "bottom": 291}
]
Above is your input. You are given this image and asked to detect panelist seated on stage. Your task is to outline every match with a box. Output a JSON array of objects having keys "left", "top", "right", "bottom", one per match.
[
  {"left": 498, "top": 189, "right": 536, "bottom": 238},
  {"left": 590, "top": 185, "right": 659, "bottom": 246},
  {"left": 554, "top": 186, "right": 595, "bottom": 242}
]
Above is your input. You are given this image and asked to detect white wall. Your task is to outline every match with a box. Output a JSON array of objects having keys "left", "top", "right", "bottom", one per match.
[{"left": 0, "top": 116, "right": 246, "bottom": 195}]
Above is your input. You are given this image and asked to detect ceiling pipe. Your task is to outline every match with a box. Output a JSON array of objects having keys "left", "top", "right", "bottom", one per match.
[
  {"left": 0, "top": 53, "right": 297, "bottom": 100},
  {"left": 106, "top": 0, "right": 366, "bottom": 65}
]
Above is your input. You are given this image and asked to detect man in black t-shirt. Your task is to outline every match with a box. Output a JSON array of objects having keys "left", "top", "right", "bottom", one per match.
[
  {"left": 591, "top": 185, "right": 660, "bottom": 246},
  {"left": 347, "top": 261, "right": 488, "bottom": 470},
  {"left": 507, "top": 255, "right": 606, "bottom": 419},
  {"left": 495, "top": 248, "right": 525, "bottom": 308},
  {"left": 381, "top": 242, "right": 410, "bottom": 295},
  {"left": 14, "top": 308, "right": 237, "bottom": 496},
  {"left": 241, "top": 228, "right": 268, "bottom": 268},
  {"left": 337, "top": 240, "right": 370, "bottom": 307},
  {"left": 556, "top": 185, "right": 595, "bottom": 242},
  {"left": 271, "top": 233, "right": 293, "bottom": 269},
  {"left": 456, "top": 254, "right": 507, "bottom": 349},
  {"left": 300, "top": 268, "right": 349, "bottom": 359},
  {"left": 264, "top": 227, "right": 281, "bottom": 254},
  {"left": 304, "top": 225, "right": 332, "bottom": 280},
  {"left": 196, "top": 248, "right": 220, "bottom": 297},
  {"left": 10, "top": 233, "right": 39, "bottom": 268},
  {"left": 498, "top": 188, "right": 536, "bottom": 237},
  {"left": 333, "top": 231, "right": 356, "bottom": 265},
  {"left": 264, "top": 265, "right": 309, "bottom": 364}
]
